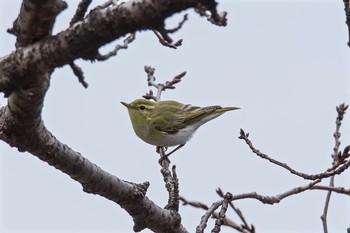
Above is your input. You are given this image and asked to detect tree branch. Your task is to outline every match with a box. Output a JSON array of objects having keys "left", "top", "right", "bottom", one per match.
[
  {"left": 180, "top": 195, "right": 253, "bottom": 232},
  {"left": 70, "top": 0, "right": 92, "bottom": 26},
  {"left": 217, "top": 188, "right": 255, "bottom": 233},
  {"left": 143, "top": 66, "right": 186, "bottom": 101},
  {"left": 8, "top": 0, "right": 67, "bottom": 47},
  {"left": 0, "top": 0, "right": 224, "bottom": 96},
  {"left": 343, "top": 0, "right": 350, "bottom": 47},
  {"left": 239, "top": 129, "right": 350, "bottom": 180},
  {"left": 196, "top": 200, "right": 223, "bottom": 233},
  {"left": 321, "top": 103, "right": 348, "bottom": 233},
  {"left": 0, "top": 0, "right": 226, "bottom": 232}
]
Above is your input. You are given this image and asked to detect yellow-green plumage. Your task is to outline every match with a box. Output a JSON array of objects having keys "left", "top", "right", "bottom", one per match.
[{"left": 121, "top": 99, "right": 239, "bottom": 147}]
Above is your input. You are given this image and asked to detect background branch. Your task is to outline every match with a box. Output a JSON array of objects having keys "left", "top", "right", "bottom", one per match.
[
  {"left": 321, "top": 103, "right": 349, "bottom": 233},
  {"left": 239, "top": 129, "right": 350, "bottom": 180},
  {"left": 343, "top": 0, "right": 350, "bottom": 47}
]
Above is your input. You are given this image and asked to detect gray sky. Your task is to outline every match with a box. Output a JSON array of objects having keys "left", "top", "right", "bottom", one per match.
[{"left": 1, "top": 0, "right": 350, "bottom": 232}]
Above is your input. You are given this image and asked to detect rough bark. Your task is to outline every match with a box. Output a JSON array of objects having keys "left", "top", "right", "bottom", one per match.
[{"left": 0, "top": 0, "right": 225, "bottom": 232}]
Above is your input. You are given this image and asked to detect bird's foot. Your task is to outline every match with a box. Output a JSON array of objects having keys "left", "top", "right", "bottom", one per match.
[{"left": 157, "top": 144, "right": 185, "bottom": 164}]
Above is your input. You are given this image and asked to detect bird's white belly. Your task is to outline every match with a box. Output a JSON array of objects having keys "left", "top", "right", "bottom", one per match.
[{"left": 142, "top": 126, "right": 196, "bottom": 147}]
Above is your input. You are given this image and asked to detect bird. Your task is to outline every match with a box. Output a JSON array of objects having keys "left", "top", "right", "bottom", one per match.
[{"left": 121, "top": 98, "right": 239, "bottom": 156}]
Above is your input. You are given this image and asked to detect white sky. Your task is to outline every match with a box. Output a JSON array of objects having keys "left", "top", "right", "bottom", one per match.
[{"left": 1, "top": 0, "right": 350, "bottom": 232}]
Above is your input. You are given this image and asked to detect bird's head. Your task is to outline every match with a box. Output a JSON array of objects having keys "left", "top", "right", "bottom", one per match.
[{"left": 121, "top": 99, "right": 156, "bottom": 127}]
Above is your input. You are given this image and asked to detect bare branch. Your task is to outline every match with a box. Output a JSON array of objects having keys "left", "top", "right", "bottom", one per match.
[
  {"left": 165, "top": 71, "right": 186, "bottom": 89},
  {"left": 166, "top": 14, "right": 189, "bottom": 33},
  {"left": 70, "top": 0, "right": 93, "bottom": 26},
  {"left": 321, "top": 103, "right": 348, "bottom": 233},
  {"left": 217, "top": 188, "right": 255, "bottom": 233},
  {"left": 96, "top": 33, "right": 136, "bottom": 61},
  {"left": 312, "top": 185, "right": 350, "bottom": 194},
  {"left": 142, "top": 90, "right": 157, "bottom": 101},
  {"left": 212, "top": 192, "right": 233, "bottom": 233},
  {"left": 161, "top": 163, "right": 180, "bottom": 212},
  {"left": 180, "top": 196, "right": 209, "bottom": 210},
  {"left": 144, "top": 66, "right": 186, "bottom": 100},
  {"left": 69, "top": 62, "right": 88, "bottom": 88},
  {"left": 152, "top": 13, "right": 188, "bottom": 48},
  {"left": 183, "top": 180, "right": 350, "bottom": 232},
  {"left": 2, "top": 0, "right": 220, "bottom": 96},
  {"left": 239, "top": 129, "right": 350, "bottom": 180},
  {"left": 1, "top": 0, "right": 226, "bottom": 232},
  {"left": 180, "top": 195, "right": 252, "bottom": 233},
  {"left": 196, "top": 200, "right": 223, "bottom": 233},
  {"left": 343, "top": 145, "right": 350, "bottom": 160},
  {"left": 321, "top": 176, "right": 333, "bottom": 233},
  {"left": 230, "top": 180, "right": 350, "bottom": 206},
  {"left": 195, "top": 2, "right": 227, "bottom": 26},
  {"left": 8, "top": 0, "right": 67, "bottom": 47},
  {"left": 332, "top": 103, "right": 348, "bottom": 162},
  {"left": 153, "top": 29, "right": 182, "bottom": 49},
  {"left": 343, "top": 0, "right": 350, "bottom": 47},
  {"left": 230, "top": 180, "right": 321, "bottom": 205}
]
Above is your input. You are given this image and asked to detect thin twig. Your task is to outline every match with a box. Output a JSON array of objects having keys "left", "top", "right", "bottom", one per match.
[
  {"left": 182, "top": 179, "right": 350, "bottom": 232},
  {"left": 166, "top": 14, "right": 189, "bottom": 33},
  {"left": 230, "top": 180, "right": 350, "bottom": 206},
  {"left": 217, "top": 188, "right": 254, "bottom": 232},
  {"left": 196, "top": 200, "right": 223, "bottom": 233},
  {"left": 311, "top": 185, "right": 350, "bottom": 194},
  {"left": 96, "top": 33, "right": 136, "bottom": 61},
  {"left": 228, "top": 179, "right": 320, "bottom": 205},
  {"left": 321, "top": 103, "right": 348, "bottom": 233},
  {"left": 332, "top": 103, "right": 348, "bottom": 161},
  {"left": 183, "top": 182, "right": 350, "bottom": 216},
  {"left": 180, "top": 195, "right": 253, "bottom": 233},
  {"left": 212, "top": 192, "right": 233, "bottom": 233},
  {"left": 143, "top": 66, "right": 186, "bottom": 101},
  {"left": 343, "top": 0, "right": 350, "bottom": 47},
  {"left": 321, "top": 176, "right": 334, "bottom": 233},
  {"left": 153, "top": 29, "right": 182, "bottom": 49},
  {"left": 321, "top": 176, "right": 333, "bottom": 233},
  {"left": 239, "top": 129, "right": 350, "bottom": 180}
]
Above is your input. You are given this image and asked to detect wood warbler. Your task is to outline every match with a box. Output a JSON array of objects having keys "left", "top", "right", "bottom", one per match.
[{"left": 121, "top": 99, "right": 239, "bottom": 152}]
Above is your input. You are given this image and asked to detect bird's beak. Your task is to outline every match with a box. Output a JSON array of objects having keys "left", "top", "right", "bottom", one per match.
[{"left": 121, "top": 101, "right": 130, "bottom": 108}]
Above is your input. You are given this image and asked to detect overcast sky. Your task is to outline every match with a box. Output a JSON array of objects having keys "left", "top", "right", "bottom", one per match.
[{"left": 1, "top": 0, "right": 350, "bottom": 232}]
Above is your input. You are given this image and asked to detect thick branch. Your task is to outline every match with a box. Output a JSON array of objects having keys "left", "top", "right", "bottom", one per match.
[
  {"left": 0, "top": 109, "right": 187, "bottom": 233},
  {"left": 0, "top": 0, "right": 226, "bottom": 232},
  {"left": 0, "top": 0, "right": 223, "bottom": 96},
  {"left": 8, "top": 0, "right": 67, "bottom": 48}
]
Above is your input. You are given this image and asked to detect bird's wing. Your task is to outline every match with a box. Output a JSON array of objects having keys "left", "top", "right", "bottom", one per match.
[
  {"left": 152, "top": 101, "right": 221, "bottom": 134},
  {"left": 182, "top": 105, "right": 221, "bottom": 125},
  {"left": 152, "top": 101, "right": 186, "bottom": 134}
]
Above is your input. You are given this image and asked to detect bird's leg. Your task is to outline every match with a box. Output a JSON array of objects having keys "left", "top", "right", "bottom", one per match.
[
  {"left": 166, "top": 144, "right": 185, "bottom": 157},
  {"left": 156, "top": 146, "right": 168, "bottom": 154},
  {"left": 158, "top": 144, "right": 185, "bottom": 164}
]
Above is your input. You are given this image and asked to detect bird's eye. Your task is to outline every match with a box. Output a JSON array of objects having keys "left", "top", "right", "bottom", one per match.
[{"left": 139, "top": 105, "right": 146, "bottom": 110}]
